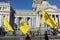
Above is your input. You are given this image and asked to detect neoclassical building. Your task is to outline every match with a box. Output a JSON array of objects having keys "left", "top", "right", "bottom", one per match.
[
  {"left": 15, "top": 0, "right": 60, "bottom": 34},
  {"left": 0, "top": 1, "right": 15, "bottom": 30},
  {"left": 0, "top": 0, "right": 60, "bottom": 34}
]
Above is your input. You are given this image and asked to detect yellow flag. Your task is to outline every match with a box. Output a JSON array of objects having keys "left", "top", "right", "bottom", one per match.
[
  {"left": 3, "top": 16, "right": 14, "bottom": 32},
  {"left": 19, "top": 19, "right": 30, "bottom": 34},
  {"left": 42, "top": 9, "right": 57, "bottom": 29}
]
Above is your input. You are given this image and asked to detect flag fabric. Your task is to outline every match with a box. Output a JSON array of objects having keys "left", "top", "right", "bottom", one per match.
[
  {"left": 19, "top": 19, "right": 30, "bottom": 34},
  {"left": 3, "top": 16, "right": 14, "bottom": 32},
  {"left": 42, "top": 9, "right": 57, "bottom": 29}
]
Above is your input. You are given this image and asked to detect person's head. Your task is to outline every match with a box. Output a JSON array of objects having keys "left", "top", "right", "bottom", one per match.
[{"left": 45, "top": 31, "right": 47, "bottom": 33}]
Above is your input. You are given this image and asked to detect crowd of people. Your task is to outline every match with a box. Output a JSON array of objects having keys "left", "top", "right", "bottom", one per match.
[
  {"left": 24, "top": 33, "right": 31, "bottom": 40},
  {"left": 0, "top": 26, "right": 60, "bottom": 40},
  {"left": 0, "top": 27, "right": 7, "bottom": 36}
]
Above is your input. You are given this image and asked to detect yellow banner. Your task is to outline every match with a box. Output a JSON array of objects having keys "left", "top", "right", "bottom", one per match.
[
  {"left": 42, "top": 9, "right": 57, "bottom": 29},
  {"left": 19, "top": 19, "right": 30, "bottom": 34},
  {"left": 3, "top": 16, "right": 14, "bottom": 32}
]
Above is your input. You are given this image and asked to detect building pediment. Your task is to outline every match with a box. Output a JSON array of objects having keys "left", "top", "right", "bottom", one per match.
[
  {"left": 45, "top": 7, "right": 60, "bottom": 13},
  {"left": 46, "top": 8, "right": 57, "bottom": 11}
]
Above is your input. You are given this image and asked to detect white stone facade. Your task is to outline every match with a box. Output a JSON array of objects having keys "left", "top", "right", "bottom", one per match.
[
  {"left": 0, "top": 0, "right": 60, "bottom": 34},
  {"left": 0, "top": 2, "right": 10, "bottom": 27},
  {"left": 14, "top": 0, "right": 60, "bottom": 34},
  {"left": 15, "top": 1, "right": 60, "bottom": 30}
]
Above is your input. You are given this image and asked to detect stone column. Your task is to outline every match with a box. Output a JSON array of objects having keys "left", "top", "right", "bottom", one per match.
[
  {"left": 58, "top": 15, "right": 59, "bottom": 28},
  {"left": 1, "top": 14, "right": 5, "bottom": 27},
  {"left": 14, "top": 17, "right": 19, "bottom": 26},
  {"left": 0, "top": 14, "right": 2, "bottom": 26},
  {"left": 27, "top": 17, "right": 31, "bottom": 28},
  {"left": 55, "top": 15, "right": 58, "bottom": 28},
  {"left": 21, "top": 17, "right": 27, "bottom": 23},
  {"left": 23, "top": 17, "right": 26, "bottom": 21},
  {"left": 0, "top": 15, "right": 1, "bottom": 27},
  {"left": 56, "top": 15, "right": 59, "bottom": 28},
  {"left": 55, "top": 15, "right": 58, "bottom": 26},
  {"left": 57, "top": 15, "right": 59, "bottom": 26},
  {"left": 58, "top": 15, "right": 60, "bottom": 28},
  {"left": 25, "top": 17, "right": 27, "bottom": 23},
  {"left": 14, "top": 17, "right": 20, "bottom": 30},
  {"left": 31, "top": 17, "right": 35, "bottom": 27},
  {"left": 6, "top": 15, "right": 9, "bottom": 22},
  {"left": 33, "top": 17, "right": 36, "bottom": 30},
  {"left": 36, "top": 15, "right": 40, "bottom": 27}
]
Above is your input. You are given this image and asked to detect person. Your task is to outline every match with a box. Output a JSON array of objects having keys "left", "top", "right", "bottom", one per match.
[
  {"left": 0, "top": 27, "right": 6, "bottom": 36},
  {"left": 12, "top": 24, "right": 17, "bottom": 36},
  {"left": 0, "top": 27, "right": 2, "bottom": 36},
  {"left": 24, "top": 33, "right": 31, "bottom": 40},
  {"left": 44, "top": 31, "right": 49, "bottom": 40},
  {"left": 51, "top": 29, "right": 57, "bottom": 35},
  {"left": 32, "top": 33, "right": 34, "bottom": 36},
  {"left": 30, "top": 31, "right": 32, "bottom": 36}
]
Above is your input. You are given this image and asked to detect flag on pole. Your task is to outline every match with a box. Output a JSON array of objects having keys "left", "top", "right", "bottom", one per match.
[
  {"left": 42, "top": 9, "right": 57, "bottom": 29},
  {"left": 3, "top": 16, "right": 14, "bottom": 32},
  {"left": 19, "top": 19, "right": 30, "bottom": 34}
]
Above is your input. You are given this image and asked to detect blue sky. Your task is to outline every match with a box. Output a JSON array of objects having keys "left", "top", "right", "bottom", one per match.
[
  {"left": 11, "top": 0, "right": 32, "bottom": 10},
  {"left": 0, "top": 0, "right": 60, "bottom": 10},
  {"left": 48, "top": 0, "right": 60, "bottom": 9}
]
